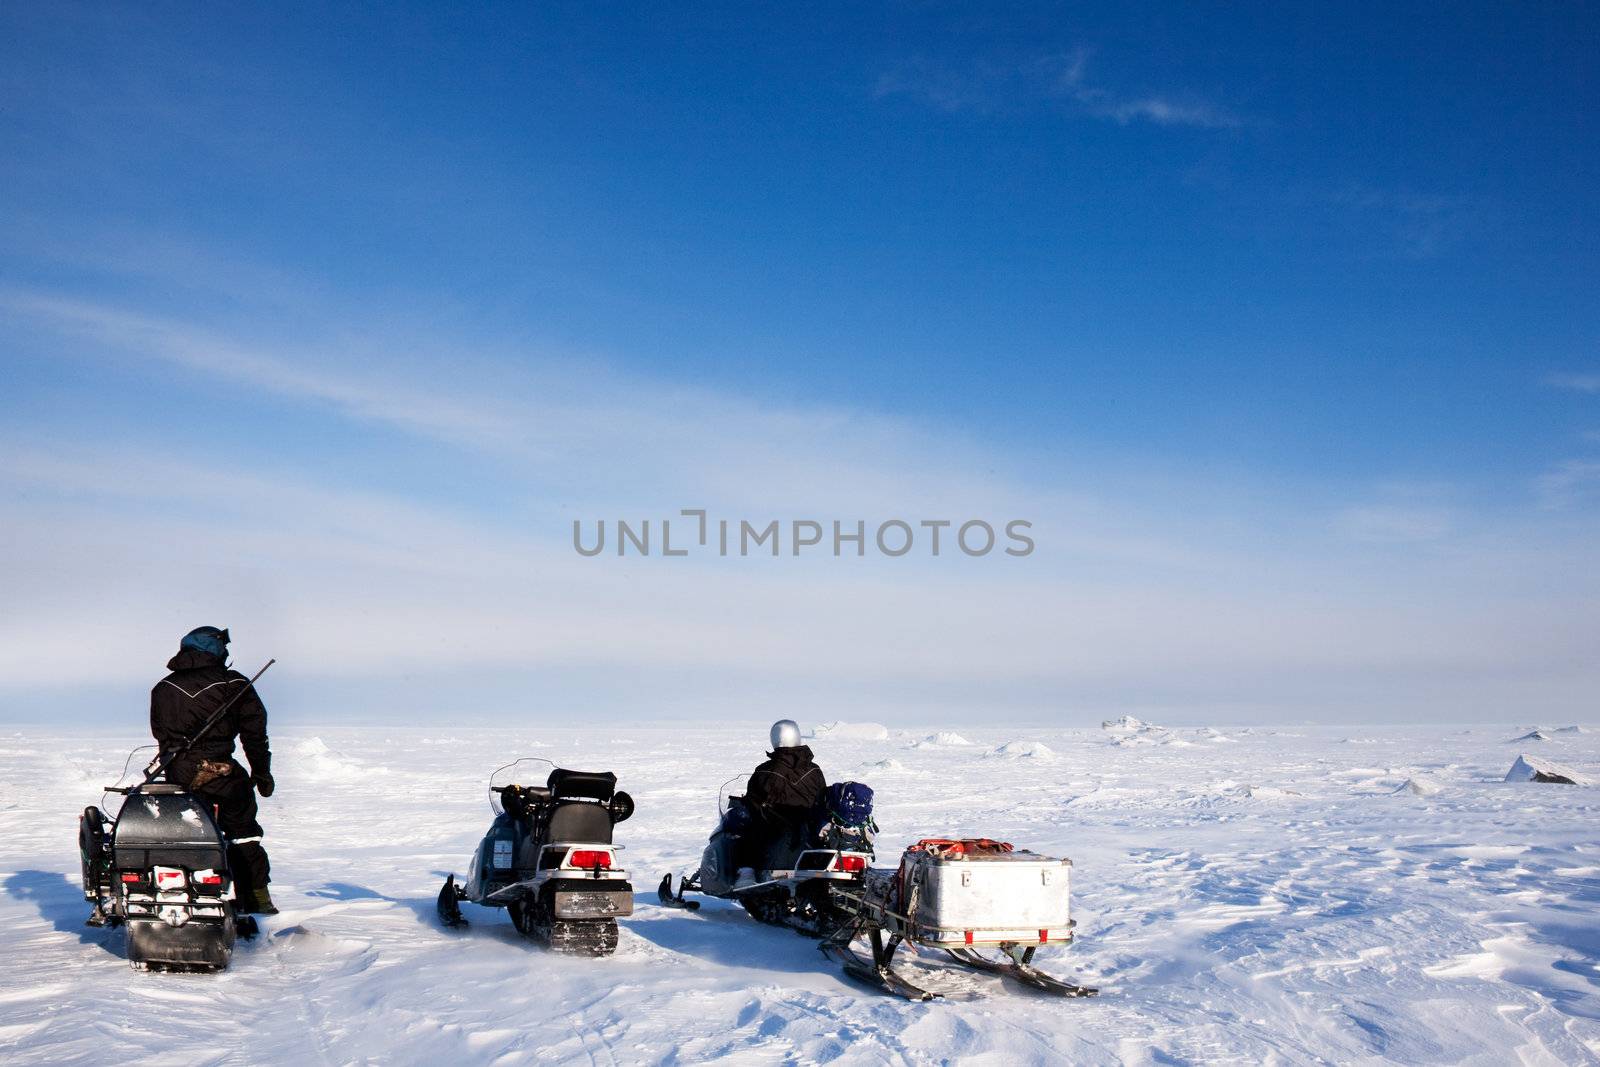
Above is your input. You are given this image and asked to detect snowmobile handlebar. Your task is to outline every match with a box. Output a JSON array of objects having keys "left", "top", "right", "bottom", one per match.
[{"left": 141, "top": 659, "right": 276, "bottom": 787}]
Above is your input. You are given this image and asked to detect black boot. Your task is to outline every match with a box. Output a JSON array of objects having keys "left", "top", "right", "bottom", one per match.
[{"left": 251, "top": 888, "right": 280, "bottom": 915}]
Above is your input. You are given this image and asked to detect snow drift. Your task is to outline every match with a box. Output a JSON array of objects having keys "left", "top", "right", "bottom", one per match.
[
  {"left": 1394, "top": 776, "right": 1443, "bottom": 797},
  {"left": 291, "top": 737, "right": 384, "bottom": 781}
]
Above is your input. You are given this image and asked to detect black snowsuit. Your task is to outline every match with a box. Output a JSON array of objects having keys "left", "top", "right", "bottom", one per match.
[
  {"left": 149, "top": 648, "right": 273, "bottom": 899},
  {"left": 739, "top": 745, "right": 827, "bottom": 869}
]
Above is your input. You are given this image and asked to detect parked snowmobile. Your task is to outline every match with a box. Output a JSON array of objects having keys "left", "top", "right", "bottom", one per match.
[
  {"left": 658, "top": 779, "right": 876, "bottom": 937},
  {"left": 78, "top": 660, "right": 275, "bottom": 972},
  {"left": 437, "top": 758, "right": 635, "bottom": 956}
]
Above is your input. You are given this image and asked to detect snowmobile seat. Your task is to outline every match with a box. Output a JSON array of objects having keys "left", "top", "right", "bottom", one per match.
[
  {"left": 546, "top": 768, "right": 616, "bottom": 803},
  {"left": 545, "top": 800, "right": 614, "bottom": 844}
]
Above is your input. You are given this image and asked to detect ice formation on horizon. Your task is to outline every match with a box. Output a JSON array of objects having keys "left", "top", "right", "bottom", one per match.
[
  {"left": 989, "top": 740, "right": 1055, "bottom": 760},
  {"left": 1103, "top": 715, "right": 1192, "bottom": 747},
  {"left": 1505, "top": 754, "right": 1590, "bottom": 785},
  {"left": 808, "top": 722, "right": 890, "bottom": 741},
  {"left": 911, "top": 731, "right": 974, "bottom": 748}
]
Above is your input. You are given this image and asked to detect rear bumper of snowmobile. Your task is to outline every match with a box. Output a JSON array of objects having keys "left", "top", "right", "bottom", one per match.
[
  {"left": 548, "top": 877, "right": 633, "bottom": 919},
  {"left": 126, "top": 914, "right": 235, "bottom": 970}
]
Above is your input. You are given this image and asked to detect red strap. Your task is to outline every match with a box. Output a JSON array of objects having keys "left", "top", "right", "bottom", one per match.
[{"left": 906, "top": 837, "right": 1014, "bottom": 858}]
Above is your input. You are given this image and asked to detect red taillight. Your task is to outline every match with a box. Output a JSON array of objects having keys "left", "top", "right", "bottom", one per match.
[
  {"left": 567, "top": 850, "right": 611, "bottom": 869},
  {"left": 836, "top": 854, "right": 867, "bottom": 873},
  {"left": 121, "top": 873, "right": 141, "bottom": 883},
  {"left": 198, "top": 874, "right": 223, "bottom": 886}
]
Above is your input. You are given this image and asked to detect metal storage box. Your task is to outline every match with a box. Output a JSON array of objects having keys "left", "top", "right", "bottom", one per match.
[{"left": 898, "top": 848, "right": 1073, "bottom": 947}]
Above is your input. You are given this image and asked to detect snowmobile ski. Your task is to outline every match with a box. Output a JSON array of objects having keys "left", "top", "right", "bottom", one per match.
[
  {"left": 657, "top": 873, "right": 701, "bottom": 910},
  {"left": 437, "top": 873, "right": 467, "bottom": 928},
  {"left": 945, "top": 946, "right": 1098, "bottom": 997},
  {"left": 820, "top": 930, "right": 939, "bottom": 1001}
]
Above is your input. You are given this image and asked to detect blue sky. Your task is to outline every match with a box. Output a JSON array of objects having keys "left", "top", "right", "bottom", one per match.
[{"left": 2, "top": 4, "right": 1597, "bottom": 726}]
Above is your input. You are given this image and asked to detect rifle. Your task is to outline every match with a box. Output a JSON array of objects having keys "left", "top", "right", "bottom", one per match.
[{"left": 141, "top": 659, "right": 276, "bottom": 787}]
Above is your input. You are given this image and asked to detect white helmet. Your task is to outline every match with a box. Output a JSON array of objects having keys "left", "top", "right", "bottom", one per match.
[{"left": 770, "top": 719, "right": 802, "bottom": 749}]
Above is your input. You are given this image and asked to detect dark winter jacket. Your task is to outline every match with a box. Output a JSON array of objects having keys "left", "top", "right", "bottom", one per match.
[
  {"left": 745, "top": 745, "right": 826, "bottom": 826},
  {"left": 150, "top": 648, "right": 271, "bottom": 788}
]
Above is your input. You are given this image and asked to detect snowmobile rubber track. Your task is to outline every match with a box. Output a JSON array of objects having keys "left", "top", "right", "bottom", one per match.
[
  {"left": 944, "top": 947, "right": 1098, "bottom": 997},
  {"left": 541, "top": 918, "right": 619, "bottom": 956},
  {"left": 821, "top": 941, "right": 939, "bottom": 1002},
  {"left": 510, "top": 897, "right": 619, "bottom": 956}
]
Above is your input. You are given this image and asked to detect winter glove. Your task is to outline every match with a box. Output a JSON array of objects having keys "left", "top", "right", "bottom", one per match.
[{"left": 253, "top": 771, "right": 275, "bottom": 798}]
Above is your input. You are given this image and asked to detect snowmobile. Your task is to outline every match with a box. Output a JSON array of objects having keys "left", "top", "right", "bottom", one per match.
[
  {"left": 657, "top": 779, "right": 876, "bottom": 937},
  {"left": 437, "top": 758, "right": 636, "bottom": 956},
  {"left": 819, "top": 837, "right": 1099, "bottom": 1001},
  {"left": 77, "top": 660, "right": 274, "bottom": 972}
]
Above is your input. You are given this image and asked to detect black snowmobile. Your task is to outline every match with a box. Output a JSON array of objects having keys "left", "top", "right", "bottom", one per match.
[
  {"left": 438, "top": 758, "right": 636, "bottom": 956},
  {"left": 78, "top": 661, "right": 274, "bottom": 972},
  {"left": 658, "top": 779, "right": 876, "bottom": 937}
]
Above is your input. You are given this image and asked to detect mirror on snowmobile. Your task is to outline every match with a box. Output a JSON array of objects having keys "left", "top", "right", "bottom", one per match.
[
  {"left": 609, "top": 791, "right": 634, "bottom": 824},
  {"left": 487, "top": 757, "right": 556, "bottom": 814}
]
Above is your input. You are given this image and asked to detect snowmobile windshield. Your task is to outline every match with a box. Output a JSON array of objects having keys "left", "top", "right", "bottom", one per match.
[
  {"left": 102, "top": 744, "right": 159, "bottom": 808},
  {"left": 716, "top": 774, "right": 744, "bottom": 819},
  {"left": 488, "top": 757, "right": 555, "bottom": 815}
]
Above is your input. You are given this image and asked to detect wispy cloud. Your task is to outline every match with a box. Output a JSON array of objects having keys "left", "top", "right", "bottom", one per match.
[
  {"left": 874, "top": 49, "right": 1245, "bottom": 130},
  {"left": 1546, "top": 372, "right": 1600, "bottom": 393},
  {"left": 872, "top": 57, "right": 1000, "bottom": 114},
  {"left": 1537, "top": 459, "right": 1600, "bottom": 510},
  {"left": 1333, "top": 505, "right": 1454, "bottom": 544},
  {"left": 1328, "top": 186, "right": 1478, "bottom": 259},
  {"left": 5, "top": 272, "right": 1600, "bottom": 722},
  {"left": 1048, "top": 49, "right": 1244, "bottom": 130}
]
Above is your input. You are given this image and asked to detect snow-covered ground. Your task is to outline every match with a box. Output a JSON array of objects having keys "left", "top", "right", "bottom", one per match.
[{"left": 2, "top": 722, "right": 1598, "bottom": 1064}]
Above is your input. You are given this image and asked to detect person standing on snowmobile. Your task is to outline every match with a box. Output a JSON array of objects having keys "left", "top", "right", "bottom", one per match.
[
  {"left": 734, "top": 720, "right": 827, "bottom": 890},
  {"left": 149, "top": 626, "right": 278, "bottom": 915}
]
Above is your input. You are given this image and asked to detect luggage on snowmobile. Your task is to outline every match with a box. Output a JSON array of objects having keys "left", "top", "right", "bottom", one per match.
[
  {"left": 893, "top": 838, "right": 1073, "bottom": 947},
  {"left": 658, "top": 777, "right": 875, "bottom": 937},
  {"left": 438, "top": 758, "right": 635, "bottom": 956}
]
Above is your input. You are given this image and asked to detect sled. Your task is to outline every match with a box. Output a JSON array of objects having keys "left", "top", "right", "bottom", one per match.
[{"left": 820, "top": 839, "right": 1099, "bottom": 1001}]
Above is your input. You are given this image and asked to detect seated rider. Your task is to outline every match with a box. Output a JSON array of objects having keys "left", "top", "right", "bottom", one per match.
[
  {"left": 734, "top": 720, "right": 826, "bottom": 890},
  {"left": 149, "top": 626, "right": 278, "bottom": 915}
]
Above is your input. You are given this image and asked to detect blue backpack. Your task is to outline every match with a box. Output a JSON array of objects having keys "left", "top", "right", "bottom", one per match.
[{"left": 825, "top": 781, "right": 874, "bottom": 828}]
